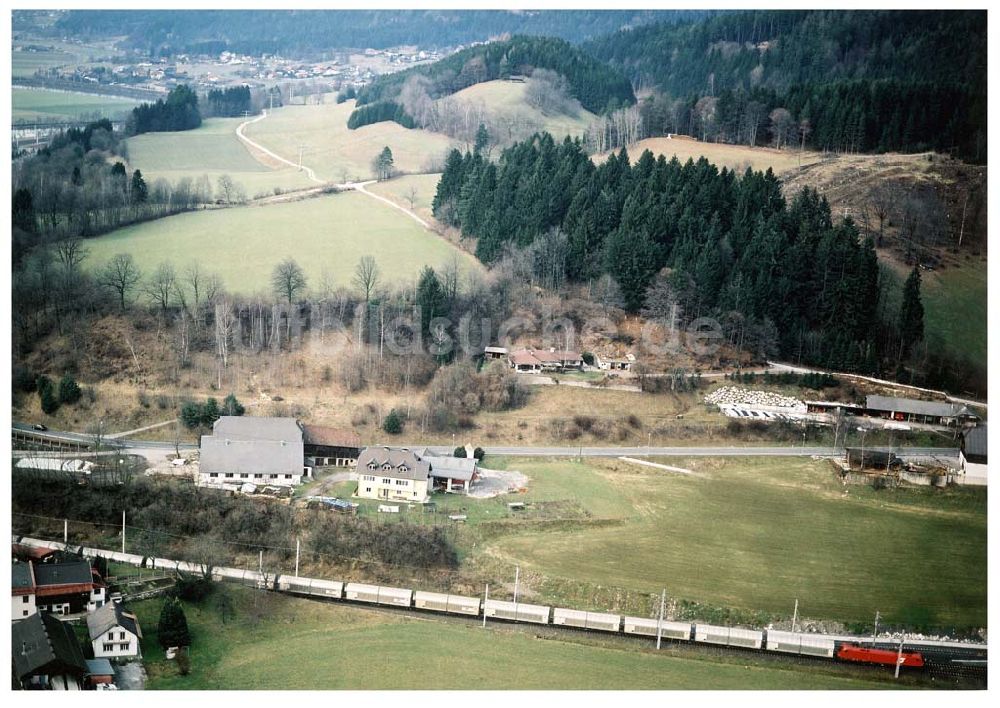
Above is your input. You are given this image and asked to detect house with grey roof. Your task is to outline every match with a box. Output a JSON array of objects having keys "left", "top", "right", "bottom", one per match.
[
  {"left": 865, "top": 395, "right": 980, "bottom": 427},
  {"left": 356, "top": 447, "right": 432, "bottom": 503},
  {"left": 199, "top": 416, "right": 308, "bottom": 487},
  {"left": 87, "top": 601, "right": 143, "bottom": 660},
  {"left": 12, "top": 612, "right": 88, "bottom": 690}
]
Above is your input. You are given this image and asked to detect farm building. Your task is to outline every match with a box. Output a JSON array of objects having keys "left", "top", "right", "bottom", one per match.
[
  {"left": 960, "top": 424, "right": 987, "bottom": 485},
  {"left": 423, "top": 454, "right": 480, "bottom": 494},
  {"left": 199, "top": 416, "right": 308, "bottom": 487},
  {"left": 87, "top": 601, "right": 143, "bottom": 660},
  {"left": 356, "top": 447, "right": 432, "bottom": 503},
  {"left": 508, "top": 348, "right": 583, "bottom": 373},
  {"left": 302, "top": 424, "right": 361, "bottom": 468},
  {"left": 483, "top": 345, "right": 508, "bottom": 360},
  {"left": 13, "top": 560, "right": 107, "bottom": 617},
  {"left": 12, "top": 611, "right": 88, "bottom": 690},
  {"left": 864, "top": 395, "right": 980, "bottom": 427},
  {"left": 594, "top": 352, "right": 635, "bottom": 371}
]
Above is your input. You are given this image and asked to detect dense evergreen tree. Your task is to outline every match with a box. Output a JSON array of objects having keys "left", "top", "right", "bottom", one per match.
[
  {"left": 206, "top": 85, "right": 252, "bottom": 117},
  {"left": 157, "top": 598, "right": 191, "bottom": 648},
  {"left": 898, "top": 267, "right": 925, "bottom": 359},
  {"left": 347, "top": 101, "right": 415, "bottom": 130},
  {"left": 57, "top": 374, "right": 82, "bottom": 405},
  {"left": 126, "top": 85, "right": 202, "bottom": 136},
  {"left": 416, "top": 266, "right": 447, "bottom": 338}
]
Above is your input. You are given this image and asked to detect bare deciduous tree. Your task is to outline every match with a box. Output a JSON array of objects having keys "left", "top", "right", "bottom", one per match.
[
  {"left": 99, "top": 253, "right": 142, "bottom": 312},
  {"left": 353, "top": 255, "right": 380, "bottom": 306},
  {"left": 145, "top": 261, "right": 177, "bottom": 315},
  {"left": 271, "top": 257, "right": 308, "bottom": 304}
]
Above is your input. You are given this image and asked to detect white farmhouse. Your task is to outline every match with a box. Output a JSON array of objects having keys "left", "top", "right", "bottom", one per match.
[{"left": 87, "top": 602, "right": 143, "bottom": 660}]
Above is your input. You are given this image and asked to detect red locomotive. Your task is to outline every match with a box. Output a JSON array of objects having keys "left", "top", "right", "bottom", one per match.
[{"left": 836, "top": 643, "right": 925, "bottom": 668}]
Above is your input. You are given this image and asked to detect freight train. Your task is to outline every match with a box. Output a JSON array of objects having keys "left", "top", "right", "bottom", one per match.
[{"left": 17, "top": 538, "right": 952, "bottom": 671}]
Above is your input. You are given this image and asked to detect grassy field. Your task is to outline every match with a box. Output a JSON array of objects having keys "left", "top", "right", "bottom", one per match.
[
  {"left": 366, "top": 173, "right": 443, "bottom": 224},
  {"left": 12, "top": 87, "right": 140, "bottom": 121},
  {"left": 919, "top": 259, "right": 987, "bottom": 373},
  {"left": 473, "top": 456, "right": 986, "bottom": 630},
  {"left": 244, "top": 97, "right": 458, "bottom": 183},
  {"left": 124, "top": 118, "right": 315, "bottom": 199},
  {"left": 134, "top": 585, "right": 895, "bottom": 689},
  {"left": 447, "top": 80, "right": 596, "bottom": 142},
  {"left": 84, "top": 191, "right": 483, "bottom": 294},
  {"left": 600, "top": 136, "right": 825, "bottom": 175}
]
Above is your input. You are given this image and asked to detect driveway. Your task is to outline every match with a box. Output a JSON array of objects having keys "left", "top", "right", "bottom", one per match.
[{"left": 115, "top": 661, "right": 146, "bottom": 690}]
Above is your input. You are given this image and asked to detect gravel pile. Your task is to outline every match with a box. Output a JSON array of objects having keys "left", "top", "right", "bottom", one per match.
[{"left": 705, "top": 386, "right": 803, "bottom": 409}]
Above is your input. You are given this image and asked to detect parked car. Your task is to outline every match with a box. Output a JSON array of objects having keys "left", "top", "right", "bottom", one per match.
[{"left": 32, "top": 423, "right": 47, "bottom": 431}]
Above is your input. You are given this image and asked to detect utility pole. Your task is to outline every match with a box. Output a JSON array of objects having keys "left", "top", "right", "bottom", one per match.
[
  {"left": 258, "top": 550, "right": 263, "bottom": 575},
  {"left": 656, "top": 589, "right": 666, "bottom": 649},
  {"left": 121, "top": 510, "right": 126, "bottom": 554},
  {"left": 482, "top": 584, "right": 489, "bottom": 629},
  {"left": 513, "top": 565, "right": 520, "bottom": 605},
  {"left": 895, "top": 634, "right": 905, "bottom": 679},
  {"left": 295, "top": 538, "right": 300, "bottom": 578},
  {"left": 298, "top": 144, "right": 305, "bottom": 170},
  {"left": 873, "top": 610, "right": 880, "bottom": 644},
  {"left": 792, "top": 598, "right": 799, "bottom": 632},
  {"left": 63, "top": 519, "right": 68, "bottom": 544}
]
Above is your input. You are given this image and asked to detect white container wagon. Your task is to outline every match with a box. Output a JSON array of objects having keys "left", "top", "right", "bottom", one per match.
[
  {"left": 344, "top": 582, "right": 413, "bottom": 607},
  {"left": 695, "top": 624, "right": 763, "bottom": 649},
  {"left": 622, "top": 617, "right": 692, "bottom": 641},
  {"left": 413, "top": 591, "right": 481, "bottom": 616},
  {"left": 552, "top": 608, "right": 621, "bottom": 633},
  {"left": 483, "top": 599, "right": 550, "bottom": 625},
  {"left": 278, "top": 576, "right": 344, "bottom": 599},
  {"left": 765, "top": 630, "right": 835, "bottom": 658}
]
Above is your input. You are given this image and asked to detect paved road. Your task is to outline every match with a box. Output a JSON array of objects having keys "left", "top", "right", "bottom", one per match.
[
  {"left": 14, "top": 424, "right": 958, "bottom": 459},
  {"left": 417, "top": 444, "right": 959, "bottom": 459}
]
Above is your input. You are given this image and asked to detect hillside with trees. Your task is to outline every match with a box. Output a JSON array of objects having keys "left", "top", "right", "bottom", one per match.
[
  {"left": 584, "top": 10, "right": 986, "bottom": 162},
  {"left": 351, "top": 35, "right": 636, "bottom": 130},
  {"left": 431, "top": 134, "right": 971, "bottom": 389}
]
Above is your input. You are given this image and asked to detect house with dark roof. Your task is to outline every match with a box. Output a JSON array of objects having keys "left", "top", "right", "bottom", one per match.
[
  {"left": 199, "top": 416, "right": 308, "bottom": 487},
  {"left": 356, "top": 447, "right": 432, "bottom": 503},
  {"left": 87, "top": 602, "right": 143, "bottom": 659},
  {"left": 302, "top": 424, "right": 361, "bottom": 468},
  {"left": 13, "top": 560, "right": 106, "bottom": 617},
  {"left": 960, "top": 424, "right": 987, "bottom": 486},
  {"left": 12, "top": 612, "right": 88, "bottom": 690}
]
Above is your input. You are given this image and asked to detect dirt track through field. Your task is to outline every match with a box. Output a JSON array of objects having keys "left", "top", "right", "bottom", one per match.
[{"left": 236, "top": 111, "right": 434, "bottom": 231}]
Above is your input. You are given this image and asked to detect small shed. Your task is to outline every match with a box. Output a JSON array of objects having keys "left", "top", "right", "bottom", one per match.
[{"left": 85, "top": 658, "right": 115, "bottom": 686}]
